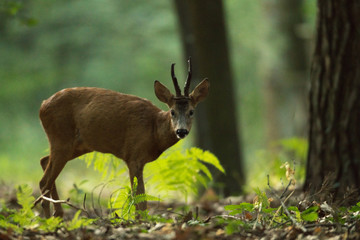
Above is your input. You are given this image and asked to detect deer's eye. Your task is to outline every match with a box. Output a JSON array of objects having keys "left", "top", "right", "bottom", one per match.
[
  {"left": 171, "top": 110, "right": 175, "bottom": 117},
  {"left": 189, "top": 110, "right": 194, "bottom": 116}
]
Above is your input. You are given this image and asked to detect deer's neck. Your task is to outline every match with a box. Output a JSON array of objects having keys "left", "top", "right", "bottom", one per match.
[{"left": 155, "top": 111, "right": 179, "bottom": 155}]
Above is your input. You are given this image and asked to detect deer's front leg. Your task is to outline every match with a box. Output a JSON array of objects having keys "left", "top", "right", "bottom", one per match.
[{"left": 128, "top": 163, "right": 147, "bottom": 211}]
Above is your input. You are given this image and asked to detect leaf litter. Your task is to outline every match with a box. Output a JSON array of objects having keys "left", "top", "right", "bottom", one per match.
[{"left": 0, "top": 182, "right": 359, "bottom": 240}]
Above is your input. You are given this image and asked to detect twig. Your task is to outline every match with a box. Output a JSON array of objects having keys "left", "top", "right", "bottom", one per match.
[
  {"left": 37, "top": 195, "right": 90, "bottom": 217},
  {"left": 91, "top": 179, "right": 116, "bottom": 218},
  {"left": 271, "top": 187, "right": 295, "bottom": 224},
  {"left": 91, "top": 182, "right": 106, "bottom": 217},
  {"left": 83, "top": 193, "right": 87, "bottom": 211},
  {"left": 97, "top": 182, "right": 108, "bottom": 217},
  {"left": 108, "top": 187, "right": 126, "bottom": 215},
  {"left": 271, "top": 219, "right": 292, "bottom": 229},
  {"left": 267, "top": 175, "right": 307, "bottom": 232},
  {"left": 32, "top": 189, "right": 50, "bottom": 208},
  {"left": 210, "top": 215, "right": 243, "bottom": 221},
  {"left": 280, "top": 179, "right": 293, "bottom": 199},
  {"left": 346, "top": 221, "right": 358, "bottom": 230}
]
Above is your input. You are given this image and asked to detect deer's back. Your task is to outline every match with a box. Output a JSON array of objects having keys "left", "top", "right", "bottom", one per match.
[{"left": 40, "top": 87, "right": 163, "bottom": 159}]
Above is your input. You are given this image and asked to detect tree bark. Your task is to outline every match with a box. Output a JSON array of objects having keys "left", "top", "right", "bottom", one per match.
[
  {"left": 174, "top": 0, "right": 244, "bottom": 196},
  {"left": 304, "top": 0, "right": 360, "bottom": 202}
]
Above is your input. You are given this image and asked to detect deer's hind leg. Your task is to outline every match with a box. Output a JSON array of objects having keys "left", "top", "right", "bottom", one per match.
[
  {"left": 39, "top": 142, "right": 74, "bottom": 218},
  {"left": 39, "top": 146, "right": 91, "bottom": 218},
  {"left": 40, "top": 155, "right": 64, "bottom": 218}
]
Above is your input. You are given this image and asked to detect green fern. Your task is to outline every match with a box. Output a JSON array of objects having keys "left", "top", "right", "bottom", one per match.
[
  {"left": 79, "top": 152, "right": 127, "bottom": 180},
  {"left": 145, "top": 142, "right": 225, "bottom": 201},
  {"left": 110, "top": 177, "right": 160, "bottom": 220},
  {"left": 65, "top": 210, "right": 95, "bottom": 230},
  {"left": 80, "top": 141, "right": 225, "bottom": 203}
]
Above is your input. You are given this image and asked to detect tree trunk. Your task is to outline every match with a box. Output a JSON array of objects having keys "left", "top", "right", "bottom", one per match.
[
  {"left": 304, "top": 0, "right": 360, "bottom": 202},
  {"left": 173, "top": 0, "right": 244, "bottom": 196}
]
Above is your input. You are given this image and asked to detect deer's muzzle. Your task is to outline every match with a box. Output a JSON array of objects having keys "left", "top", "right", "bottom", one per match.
[{"left": 176, "top": 129, "right": 189, "bottom": 139}]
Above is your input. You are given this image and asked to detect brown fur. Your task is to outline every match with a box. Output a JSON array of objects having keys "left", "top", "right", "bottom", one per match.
[{"left": 39, "top": 79, "right": 209, "bottom": 218}]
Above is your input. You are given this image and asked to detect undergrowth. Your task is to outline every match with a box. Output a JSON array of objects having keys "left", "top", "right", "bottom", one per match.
[
  {"left": 0, "top": 184, "right": 95, "bottom": 234},
  {"left": 1, "top": 141, "right": 359, "bottom": 238},
  {"left": 80, "top": 141, "right": 225, "bottom": 202},
  {"left": 0, "top": 182, "right": 359, "bottom": 237}
]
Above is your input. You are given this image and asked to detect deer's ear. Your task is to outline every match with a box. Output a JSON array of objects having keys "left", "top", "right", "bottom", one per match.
[
  {"left": 190, "top": 78, "right": 209, "bottom": 106},
  {"left": 154, "top": 81, "right": 174, "bottom": 106}
]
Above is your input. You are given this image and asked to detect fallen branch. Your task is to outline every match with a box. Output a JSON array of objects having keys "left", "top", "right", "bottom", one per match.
[
  {"left": 33, "top": 194, "right": 90, "bottom": 217},
  {"left": 210, "top": 215, "right": 243, "bottom": 221},
  {"left": 33, "top": 189, "right": 50, "bottom": 208}
]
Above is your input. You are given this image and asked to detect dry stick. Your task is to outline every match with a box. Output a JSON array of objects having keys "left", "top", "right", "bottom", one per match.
[
  {"left": 97, "top": 181, "right": 111, "bottom": 217},
  {"left": 96, "top": 184, "right": 106, "bottom": 217},
  {"left": 109, "top": 188, "right": 122, "bottom": 215},
  {"left": 91, "top": 182, "right": 106, "bottom": 217},
  {"left": 267, "top": 175, "right": 307, "bottom": 233},
  {"left": 83, "top": 193, "right": 87, "bottom": 212},
  {"left": 280, "top": 177, "right": 294, "bottom": 199},
  {"left": 91, "top": 179, "right": 117, "bottom": 218},
  {"left": 210, "top": 215, "right": 242, "bottom": 221},
  {"left": 269, "top": 188, "right": 295, "bottom": 228},
  {"left": 38, "top": 195, "right": 90, "bottom": 216},
  {"left": 33, "top": 189, "right": 50, "bottom": 208}
]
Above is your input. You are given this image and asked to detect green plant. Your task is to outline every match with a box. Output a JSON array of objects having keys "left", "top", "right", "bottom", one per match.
[
  {"left": 145, "top": 143, "right": 225, "bottom": 201},
  {"left": 0, "top": 184, "right": 95, "bottom": 234},
  {"left": 109, "top": 177, "right": 160, "bottom": 221},
  {"left": 222, "top": 186, "right": 360, "bottom": 237},
  {"left": 65, "top": 210, "right": 96, "bottom": 230},
  {"left": 80, "top": 141, "right": 224, "bottom": 203}
]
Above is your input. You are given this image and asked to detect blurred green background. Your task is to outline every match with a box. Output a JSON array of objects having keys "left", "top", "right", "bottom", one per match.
[{"left": 0, "top": 1, "right": 316, "bottom": 194}]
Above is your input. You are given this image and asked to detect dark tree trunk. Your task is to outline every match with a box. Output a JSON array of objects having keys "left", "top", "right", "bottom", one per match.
[
  {"left": 304, "top": 0, "right": 360, "bottom": 202},
  {"left": 174, "top": 0, "right": 244, "bottom": 196}
]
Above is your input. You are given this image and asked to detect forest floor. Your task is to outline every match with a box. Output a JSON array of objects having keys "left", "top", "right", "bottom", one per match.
[{"left": 0, "top": 183, "right": 359, "bottom": 240}]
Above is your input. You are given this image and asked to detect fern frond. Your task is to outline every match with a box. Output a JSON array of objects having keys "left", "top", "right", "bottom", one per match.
[
  {"left": 81, "top": 141, "right": 224, "bottom": 206},
  {"left": 188, "top": 148, "right": 225, "bottom": 173},
  {"left": 134, "top": 194, "right": 160, "bottom": 205}
]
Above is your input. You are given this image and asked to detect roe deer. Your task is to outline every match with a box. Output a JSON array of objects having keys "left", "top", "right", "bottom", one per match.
[{"left": 38, "top": 58, "right": 209, "bottom": 217}]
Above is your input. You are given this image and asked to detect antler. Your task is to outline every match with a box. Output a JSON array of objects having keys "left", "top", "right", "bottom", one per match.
[
  {"left": 171, "top": 63, "right": 182, "bottom": 97},
  {"left": 184, "top": 57, "right": 192, "bottom": 96}
]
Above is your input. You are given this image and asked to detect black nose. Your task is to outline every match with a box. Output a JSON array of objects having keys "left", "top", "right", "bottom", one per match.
[{"left": 176, "top": 129, "right": 189, "bottom": 139}]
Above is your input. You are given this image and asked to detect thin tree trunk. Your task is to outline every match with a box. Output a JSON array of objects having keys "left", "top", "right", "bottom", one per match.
[{"left": 174, "top": 0, "right": 244, "bottom": 196}]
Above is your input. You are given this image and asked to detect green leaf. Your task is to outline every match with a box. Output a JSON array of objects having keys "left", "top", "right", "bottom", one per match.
[
  {"left": 254, "top": 187, "right": 270, "bottom": 209},
  {"left": 288, "top": 206, "right": 301, "bottom": 222},
  {"left": 225, "top": 202, "right": 254, "bottom": 215},
  {"left": 301, "top": 206, "right": 319, "bottom": 222},
  {"left": 350, "top": 202, "right": 360, "bottom": 212},
  {"left": 65, "top": 210, "right": 95, "bottom": 230},
  {"left": 262, "top": 207, "right": 277, "bottom": 214},
  {"left": 301, "top": 212, "right": 318, "bottom": 222},
  {"left": 38, "top": 217, "right": 63, "bottom": 232},
  {"left": 16, "top": 184, "right": 35, "bottom": 210},
  {"left": 189, "top": 148, "right": 225, "bottom": 174}
]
